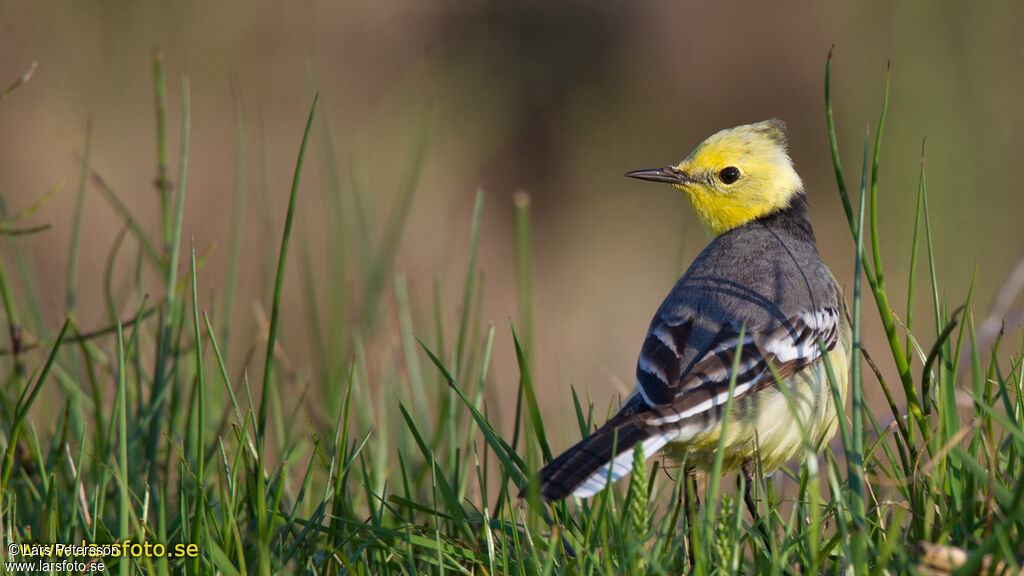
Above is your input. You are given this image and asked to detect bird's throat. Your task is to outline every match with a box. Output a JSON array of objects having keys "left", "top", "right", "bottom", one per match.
[{"left": 680, "top": 185, "right": 805, "bottom": 238}]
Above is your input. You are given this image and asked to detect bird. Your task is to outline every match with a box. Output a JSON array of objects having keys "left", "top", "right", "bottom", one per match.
[{"left": 531, "top": 119, "right": 851, "bottom": 502}]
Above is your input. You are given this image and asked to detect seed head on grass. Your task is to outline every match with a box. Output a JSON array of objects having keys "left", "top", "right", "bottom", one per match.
[
  {"left": 627, "top": 441, "right": 650, "bottom": 570},
  {"left": 627, "top": 441, "right": 649, "bottom": 538}
]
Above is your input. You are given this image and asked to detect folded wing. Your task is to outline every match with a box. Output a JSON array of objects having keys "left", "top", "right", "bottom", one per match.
[{"left": 534, "top": 306, "right": 840, "bottom": 500}]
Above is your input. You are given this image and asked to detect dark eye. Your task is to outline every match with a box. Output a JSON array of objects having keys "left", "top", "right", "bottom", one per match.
[{"left": 719, "top": 166, "right": 740, "bottom": 184}]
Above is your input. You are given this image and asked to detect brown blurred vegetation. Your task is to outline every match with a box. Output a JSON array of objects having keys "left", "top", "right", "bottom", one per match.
[{"left": 1, "top": 1, "right": 1022, "bottom": 445}]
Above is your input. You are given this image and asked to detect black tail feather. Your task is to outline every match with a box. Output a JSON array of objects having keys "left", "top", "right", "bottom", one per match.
[{"left": 525, "top": 407, "right": 650, "bottom": 501}]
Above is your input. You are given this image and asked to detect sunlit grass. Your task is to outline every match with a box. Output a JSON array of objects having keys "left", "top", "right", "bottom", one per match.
[{"left": 0, "top": 49, "right": 1022, "bottom": 575}]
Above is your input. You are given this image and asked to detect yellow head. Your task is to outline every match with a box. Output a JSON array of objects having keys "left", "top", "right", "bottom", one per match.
[{"left": 627, "top": 119, "right": 804, "bottom": 237}]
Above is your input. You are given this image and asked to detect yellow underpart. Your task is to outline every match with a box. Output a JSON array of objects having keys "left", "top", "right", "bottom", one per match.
[
  {"left": 662, "top": 317, "right": 852, "bottom": 474},
  {"left": 672, "top": 119, "right": 804, "bottom": 237}
]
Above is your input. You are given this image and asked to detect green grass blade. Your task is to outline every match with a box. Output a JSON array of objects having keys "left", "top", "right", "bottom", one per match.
[
  {"left": 203, "top": 312, "right": 243, "bottom": 427},
  {"left": 89, "top": 170, "right": 164, "bottom": 270},
  {"left": 395, "top": 272, "right": 428, "bottom": 423},
  {"left": 67, "top": 117, "right": 92, "bottom": 331},
  {"left": 511, "top": 321, "right": 551, "bottom": 463},
  {"left": 362, "top": 112, "right": 434, "bottom": 328},
  {"left": 148, "top": 71, "right": 191, "bottom": 481},
  {"left": 0, "top": 251, "right": 25, "bottom": 384},
  {"left": 116, "top": 319, "right": 129, "bottom": 576},
  {"left": 258, "top": 93, "right": 318, "bottom": 439},
  {"left": 0, "top": 320, "right": 70, "bottom": 495},
  {"left": 848, "top": 126, "right": 871, "bottom": 573},
  {"left": 189, "top": 242, "right": 206, "bottom": 573},
  {"left": 153, "top": 50, "right": 172, "bottom": 251},
  {"left": 417, "top": 336, "right": 528, "bottom": 483},
  {"left": 697, "top": 324, "right": 745, "bottom": 574},
  {"left": 220, "top": 74, "right": 247, "bottom": 349},
  {"left": 868, "top": 63, "right": 890, "bottom": 291},
  {"left": 905, "top": 141, "right": 926, "bottom": 367},
  {"left": 825, "top": 47, "right": 854, "bottom": 231},
  {"left": 514, "top": 191, "right": 534, "bottom": 361},
  {"left": 454, "top": 189, "right": 485, "bottom": 379},
  {"left": 298, "top": 211, "right": 326, "bottom": 373}
]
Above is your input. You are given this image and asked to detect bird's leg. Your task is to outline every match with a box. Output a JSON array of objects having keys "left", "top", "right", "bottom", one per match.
[
  {"left": 683, "top": 467, "right": 699, "bottom": 570},
  {"left": 741, "top": 460, "right": 771, "bottom": 552}
]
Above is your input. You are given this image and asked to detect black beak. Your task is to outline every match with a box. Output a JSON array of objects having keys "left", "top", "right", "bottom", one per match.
[{"left": 625, "top": 166, "right": 691, "bottom": 184}]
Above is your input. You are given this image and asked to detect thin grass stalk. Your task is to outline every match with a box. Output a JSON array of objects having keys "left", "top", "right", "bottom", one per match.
[
  {"left": 203, "top": 313, "right": 243, "bottom": 430},
  {"left": 0, "top": 320, "right": 69, "bottom": 495},
  {"left": 116, "top": 320, "right": 129, "bottom": 576},
  {"left": 848, "top": 127, "right": 870, "bottom": 575},
  {"left": 152, "top": 51, "right": 172, "bottom": 252},
  {"left": 906, "top": 141, "right": 926, "bottom": 369},
  {"left": 514, "top": 191, "right": 534, "bottom": 362},
  {"left": 148, "top": 73, "right": 190, "bottom": 481},
  {"left": 67, "top": 118, "right": 92, "bottom": 320},
  {"left": 449, "top": 189, "right": 485, "bottom": 469},
  {"left": 315, "top": 107, "right": 350, "bottom": 406},
  {"left": 62, "top": 121, "right": 93, "bottom": 438},
  {"left": 395, "top": 273, "right": 428, "bottom": 423},
  {"left": 825, "top": 47, "right": 854, "bottom": 233},
  {"left": 868, "top": 65, "right": 890, "bottom": 295},
  {"left": 298, "top": 213, "right": 326, "bottom": 373},
  {"left": 458, "top": 323, "right": 495, "bottom": 501},
  {"left": 89, "top": 173, "right": 163, "bottom": 270},
  {"left": 512, "top": 321, "right": 550, "bottom": 464},
  {"left": 189, "top": 243, "right": 206, "bottom": 573},
  {"left": 258, "top": 93, "right": 318, "bottom": 439},
  {"left": 433, "top": 275, "right": 447, "bottom": 390},
  {"left": 0, "top": 253, "right": 24, "bottom": 383},
  {"left": 922, "top": 177, "right": 956, "bottom": 450},
  {"left": 0, "top": 192, "right": 51, "bottom": 341},
  {"left": 697, "top": 324, "right": 745, "bottom": 575},
  {"left": 362, "top": 114, "right": 433, "bottom": 328},
  {"left": 255, "top": 113, "right": 276, "bottom": 301},
  {"left": 252, "top": 94, "right": 318, "bottom": 576},
  {"left": 221, "top": 75, "right": 247, "bottom": 349},
  {"left": 455, "top": 188, "right": 485, "bottom": 381},
  {"left": 825, "top": 51, "right": 927, "bottom": 451}
]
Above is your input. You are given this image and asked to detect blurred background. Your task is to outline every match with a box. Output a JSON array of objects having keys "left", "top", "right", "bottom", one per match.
[{"left": 1, "top": 0, "right": 1022, "bottom": 450}]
